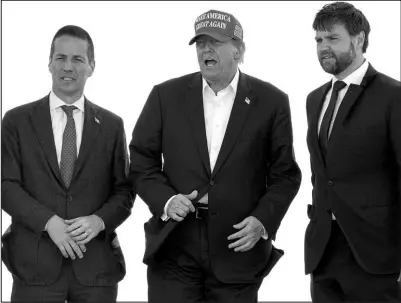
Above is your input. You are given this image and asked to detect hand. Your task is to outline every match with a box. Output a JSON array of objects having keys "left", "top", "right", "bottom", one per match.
[
  {"left": 46, "top": 215, "right": 86, "bottom": 259},
  {"left": 227, "top": 216, "right": 264, "bottom": 252},
  {"left": 166, "top": 190, "right": 198, "bottom": 222},
  {"left": 65, "top": 215, "right": 103, "bottom": 245}
]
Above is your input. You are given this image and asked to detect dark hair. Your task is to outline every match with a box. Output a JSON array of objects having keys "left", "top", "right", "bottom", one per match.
[
  {"left": 313, "top": 2, "right": 371, "bottom": 53},
  {"left": 49, "top": 25, "right": 95, "bottom": 63}
]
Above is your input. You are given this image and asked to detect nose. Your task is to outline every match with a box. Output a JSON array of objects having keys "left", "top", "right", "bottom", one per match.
[
  {"left": 203, "top": 40, "right": 213, "bottom": 52},
  {"left": 62, "top": 59, "right": 73, "bottom": 71}
]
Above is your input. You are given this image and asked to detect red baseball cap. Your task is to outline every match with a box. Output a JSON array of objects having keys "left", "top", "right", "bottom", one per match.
[{"left": 189, "top": 9, "right": 243, "bottom": 45}]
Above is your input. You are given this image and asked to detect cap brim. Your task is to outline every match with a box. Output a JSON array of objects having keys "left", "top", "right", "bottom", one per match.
[{"left": 189, "top": 32, "right": 232, "bottom": 45}]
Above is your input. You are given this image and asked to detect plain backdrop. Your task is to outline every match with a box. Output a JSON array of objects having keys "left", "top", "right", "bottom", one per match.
[{"left": 1, "top": 1, "right": 400, "bottom": 301}]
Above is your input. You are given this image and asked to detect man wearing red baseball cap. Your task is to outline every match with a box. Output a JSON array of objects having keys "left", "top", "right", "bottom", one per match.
[{"left": 129, "top": 9, "right": 301, "bottom": 303}]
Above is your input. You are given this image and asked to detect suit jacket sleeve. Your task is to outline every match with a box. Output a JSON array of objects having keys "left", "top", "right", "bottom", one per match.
[
  {"left": 250, "top": 94, "right": 302, "bottom": 240},
  {"left": 128, "top": 86, "right": 177, "bottom": 217},
  {"left": 1, "top": 110, "right": 54, "bottom": 236},
  {"left": 94, "top": 117, "right": 134, "bottom": 233},
  {"left": 389, "top": 90, "right": 401, "bottom": 265}
]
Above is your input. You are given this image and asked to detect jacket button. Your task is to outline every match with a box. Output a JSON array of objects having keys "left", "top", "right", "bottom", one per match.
[
  {"left": 328, "top": 181, "right": 333, "bottom": 186},
  {"left": 67, "top": 195, "right": 73, "bottom": 201},
  {"left": 209, "top": 180, "right": 215, "bottom": 186}
]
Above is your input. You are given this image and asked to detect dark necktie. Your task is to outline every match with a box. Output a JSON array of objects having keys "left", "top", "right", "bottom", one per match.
[
  {"left": 319, "top": 80, "right": 347, "bottom": 155},
  {"left": 60, "top": 105, "right": 77, "bottom": 188}
]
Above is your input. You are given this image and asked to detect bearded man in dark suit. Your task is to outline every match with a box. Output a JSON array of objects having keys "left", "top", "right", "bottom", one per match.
[{"left": 304, "top": 2, "right": 401, "bottom": 302}]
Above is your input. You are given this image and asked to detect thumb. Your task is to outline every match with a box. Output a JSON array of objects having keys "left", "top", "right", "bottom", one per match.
[
  {"left": 184, "top": 190, "right": 198, "bottom": 200},
  {"left": 233, "top": 217, "right": 250, "bottom": 229}
]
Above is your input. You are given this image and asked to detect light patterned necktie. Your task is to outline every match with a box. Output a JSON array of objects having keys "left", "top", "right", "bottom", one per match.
[{"left": 60, "top": 105, "right": 77, "bottom": 188}]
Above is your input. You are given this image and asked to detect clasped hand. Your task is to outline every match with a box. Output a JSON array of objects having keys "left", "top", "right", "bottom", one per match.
[{"left": 46, "top": 214, "right": 103, "bottom": 259}]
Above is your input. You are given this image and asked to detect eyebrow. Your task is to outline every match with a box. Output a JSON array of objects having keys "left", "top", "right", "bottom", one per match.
[{"left": 315, "top": 33, "right": 340, "bottom": 40}]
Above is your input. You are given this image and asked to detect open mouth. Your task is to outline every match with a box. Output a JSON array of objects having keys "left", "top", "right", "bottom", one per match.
[
  {"left": 204, "top": 59, "right": 217, "bottom": 68},
  {"left": 321, "top": 54, "right": 334, "bottom": 62}
]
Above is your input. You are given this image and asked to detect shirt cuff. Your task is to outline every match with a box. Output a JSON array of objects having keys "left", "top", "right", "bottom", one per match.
[{"left": 161, "top": 195, "right": 176, "bottom": 221}]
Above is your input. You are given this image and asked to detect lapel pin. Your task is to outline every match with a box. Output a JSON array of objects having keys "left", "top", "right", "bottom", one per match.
[
  {"left": 245, "top": 97, "right": 250, "bottom": 105},
  {"left": 94, "top": 117, "right": 100, "bottom": 124}
]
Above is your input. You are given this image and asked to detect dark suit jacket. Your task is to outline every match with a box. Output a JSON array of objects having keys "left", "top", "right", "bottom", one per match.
[
  {"left": 305, "top": 64, "right": 401, "bottom": 275},
  {"left": 129, "top": 71, "right": 302, "bottom": 283},
  {"left": 1, "top": 95, "right": 134, "bottom": 286}
]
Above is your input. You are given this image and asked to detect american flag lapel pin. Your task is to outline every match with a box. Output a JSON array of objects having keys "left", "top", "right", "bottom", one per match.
[
  {"left": 245, "top": 97, "right": 250, "bottom": 105},
  {"left": 94, "top": 117, "right": 100, "bottom": 124}
]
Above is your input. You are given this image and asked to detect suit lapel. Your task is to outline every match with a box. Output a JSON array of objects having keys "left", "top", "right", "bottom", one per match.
[
  {"left": 72, "top": 98, "right": 101, "bottom": 180},
  {"left": 212, "top": 72, "right": 253, "bottom": 177},
  {"left": 30, "top": 95, "right": 63, "bottom": 183},
  {"left": 308, "top": 82, "right": 331, "bottom": 167},
  {"left": 183, "top": 73, "right": 212, "bottom": 176},
  {"left": 327, "top": 63, "right": 377, "bottom": 152}
]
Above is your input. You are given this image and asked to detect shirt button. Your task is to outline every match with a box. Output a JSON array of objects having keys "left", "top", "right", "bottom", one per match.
[
  {"left": 328, "top": 181, "right": 333, "bottom": 186},
  {"left": 67, "top": 195, "right": 73, "bottom": 201},
  {"left": 209, "top": 180, "right": 215, "bottom": 186}
]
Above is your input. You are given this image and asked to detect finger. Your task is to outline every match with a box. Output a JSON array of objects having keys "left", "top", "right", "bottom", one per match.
[
  {"left": 79, "top": 244, "right": 86, "bottom": 252},
  {"left": 174, "top": 208, "right": 188, "bottom": 218},
  {"left": 183, "top": 190, "right": 198, "bottom": 200},
  {"left": 233, "top": 218, "right": 250, "bottom": 229},
  {"left": 170, "top": 213, "right": 184, "bottom": 222},
  {"left": 64, "top": 218, "right": 79, "bottom": 224},
  {"left": 69, "top": 240, "right": 84, "bottom": 259},
  {"left": 227, "top": 228, "right": 247, "bottom": 240},
  {"left": 228, "top": 236, "right": 250, "bottom": 249},
  {"left": 62, "top": 242, "right": 76, "bottom": 259},
  {"left": 65, "top": 221, "right": 83, "bottom": 233},
  {"left": 69, "top": 226, "right": 86, "bottom": 236},
  {"left": 77, "top": 233, "right": 94, "bottom": 245},
  {"left": 72, "top": 232, "right": 88, "bottom": 242},
  {"left": 234, "top": 241, "right": 254, "bottom": 252},
  {"left": 176, "top": 203, "right": 190, "bottom": 214},
  {"left": 57, "top": 244, "right": 69, "bottom": 258},
  {"left": 180, "top": 198, "right": 195, "bottom": 212}
]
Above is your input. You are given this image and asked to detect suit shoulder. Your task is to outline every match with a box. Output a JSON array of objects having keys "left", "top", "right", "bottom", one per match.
[
  {"left": 3, "top": 97, "right": 47, "bottom": 122},
  {"left": 246, "top": 74, "right": 288, "bottom": 99},
  {"left": 88, "top": 101, "right": 123, "bottom": 125},
  {"left": 307, "top": 82, "right": 328, "bottom": 99},
  {"left": 375, "top": 72, "right": 401, "bottom": 90}
]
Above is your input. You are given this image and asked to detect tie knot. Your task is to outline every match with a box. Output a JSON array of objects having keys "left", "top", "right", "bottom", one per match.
[
  {"left": 333, "top": 80, "right": 346, "bottom": 92},
  {"left": 61, "top": 105, "right": 77, "bottom": 117}
]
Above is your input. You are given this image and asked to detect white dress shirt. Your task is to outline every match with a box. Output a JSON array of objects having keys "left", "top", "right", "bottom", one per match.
[
  {"left": 317, "top": 59, "right": 369, "bottom": 220},
  {"left": 45, "top": 91, "right": 104, "bottom": 230},
  {"left": 161, "top": 71, "right": 268, "bottom": 239},
  {"left": 49, "top": 91, "right": 85, "bottom": 164}
]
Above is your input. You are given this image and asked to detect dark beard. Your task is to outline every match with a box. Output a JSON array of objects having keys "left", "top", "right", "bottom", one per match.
[{"left": 320, "top": 43, "right": 356, "bottom": 75}]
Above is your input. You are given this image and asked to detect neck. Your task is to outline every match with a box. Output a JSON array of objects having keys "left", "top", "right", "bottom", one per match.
[
  {"left": 53, "top": 88, "right": 83, "bottom": 104},
  {"left": 208, "top": 81, "right": 231, "bottom": 95},
  {"left": 335, "top": 55, "right": 365, "bottom": 80},
  {"left": 206, "top": 71, "right": 237, "bottom": 95}
]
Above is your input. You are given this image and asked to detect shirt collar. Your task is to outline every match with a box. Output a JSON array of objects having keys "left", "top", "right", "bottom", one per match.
[
  {"left": 332, "top": 59, "right": 369, "bottom": 87},
  {"left": 49, "top": 91, "right": 85, "bottom": 112},
  {"left": 202, "top": 68, "right": 240, "bottom": 95}
]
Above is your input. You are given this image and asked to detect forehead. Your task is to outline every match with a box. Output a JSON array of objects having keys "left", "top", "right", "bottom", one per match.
[
  {"left": 315, "top": 23, "right": 349, "bottom": 38},
  {"left": 53, "top": 35, "right": 88, "bottom": 57}
]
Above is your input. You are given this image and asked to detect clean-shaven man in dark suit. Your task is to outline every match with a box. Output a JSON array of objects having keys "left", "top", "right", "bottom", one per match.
[
  {"left": 305, "top": 2, "right": 401, "bottom": 302},
  {"left": 2, "top": 25, "right": 134, "bottom": 302},
  {"left": 129, "top": 9, "right": 301, "bottom": 303}
]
